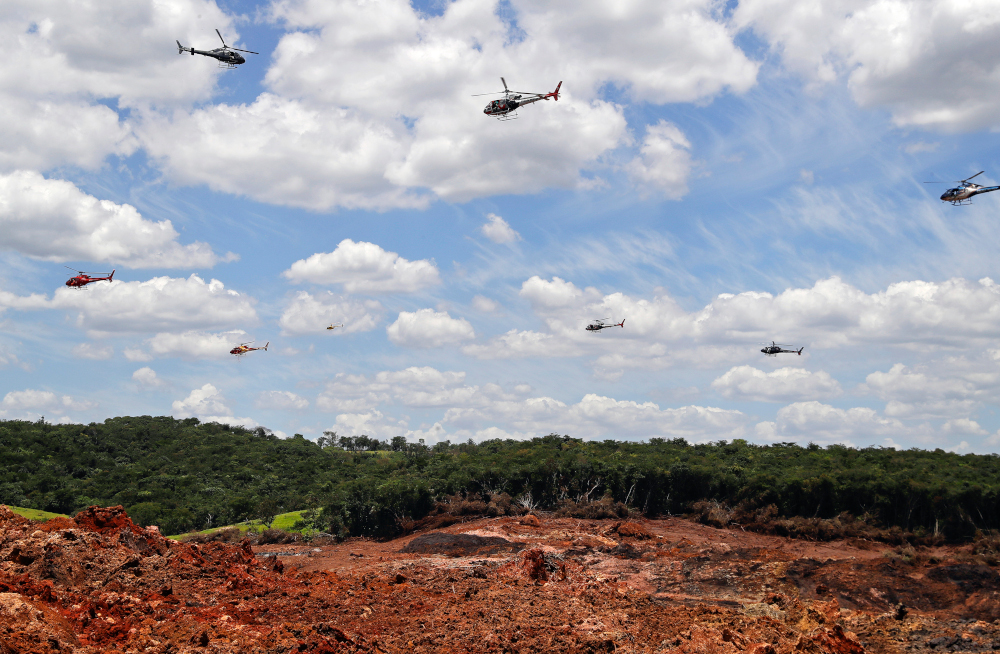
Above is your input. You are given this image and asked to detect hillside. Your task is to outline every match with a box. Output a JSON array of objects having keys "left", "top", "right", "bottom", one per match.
[{"left": 3, "top": 416, "right": 1000, "bottom": 539}]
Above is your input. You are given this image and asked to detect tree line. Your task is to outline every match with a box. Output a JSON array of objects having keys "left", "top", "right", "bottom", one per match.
[{"left": 1, "top": 416, "right": 999, "bottom": 540}]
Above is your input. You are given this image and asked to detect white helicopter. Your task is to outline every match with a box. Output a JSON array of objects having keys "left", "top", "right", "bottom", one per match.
[{"left": 926, "top": 171, "right": 1000, "bottom": 206}]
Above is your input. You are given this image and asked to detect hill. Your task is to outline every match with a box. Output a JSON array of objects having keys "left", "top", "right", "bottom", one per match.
[{"left": 2, "top": 416, "right": 1000, "bottom": 539}]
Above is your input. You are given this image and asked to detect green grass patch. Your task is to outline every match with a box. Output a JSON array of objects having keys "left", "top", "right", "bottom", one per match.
[
  {"left": 6, "top": 506, "right": 68, "bottom": 522},
  {"left": 168, "top": 509, "right": 314, "bottom": 541}
]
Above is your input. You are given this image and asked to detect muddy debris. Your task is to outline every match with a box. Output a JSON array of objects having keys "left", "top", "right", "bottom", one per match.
[{"left": 4, "top": 506, "right": 1000, "bottom": 652}]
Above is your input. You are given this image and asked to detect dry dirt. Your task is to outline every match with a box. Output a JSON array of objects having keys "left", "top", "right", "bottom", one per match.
[{"left": 2, "top": 505, "right": 1000, "bottom": 653}]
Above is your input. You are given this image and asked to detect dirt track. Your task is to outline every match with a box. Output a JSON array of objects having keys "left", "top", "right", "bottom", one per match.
[{"left": 2, "top": 505, "right": 1000, "bottom": 653}]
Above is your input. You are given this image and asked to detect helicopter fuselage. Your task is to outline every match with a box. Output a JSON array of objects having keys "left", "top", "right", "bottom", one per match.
[
  {"left": 941, "top": 183, "right": 1000, "bottom": 205},
  {"left": 187, "top": 47, "right": 245, "bottom": 65}
]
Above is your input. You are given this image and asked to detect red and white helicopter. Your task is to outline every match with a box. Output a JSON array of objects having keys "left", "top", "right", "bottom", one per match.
[
  {"left": 64, "top": 267, "right": 114, "bottom": 289},
  {"left": 586, "top": 318, "right": 625, "bottom": 332},
  {"left": 473, "top": 77, "right": 562, "bottom": 120},
  {"left": 230, "top": 341, "right": 268, "bottom": 358}
]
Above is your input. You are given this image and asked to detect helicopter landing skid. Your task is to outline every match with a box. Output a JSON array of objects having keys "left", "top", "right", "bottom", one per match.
[
  {"left": 217, "top": 62, "right": 238, "bottom": 70},
  {"left": 494, "top": 113, "right": 518, "bottom": 121}
]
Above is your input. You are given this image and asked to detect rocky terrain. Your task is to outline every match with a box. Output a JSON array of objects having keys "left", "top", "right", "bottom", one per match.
[{"left": 2, "top": 505, "right": 1000, "bottom": 653}]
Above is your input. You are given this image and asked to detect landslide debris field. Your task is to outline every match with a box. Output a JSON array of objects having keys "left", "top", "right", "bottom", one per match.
[{"left": 3, "top": 507, "right": 1000, "bottom": 653}]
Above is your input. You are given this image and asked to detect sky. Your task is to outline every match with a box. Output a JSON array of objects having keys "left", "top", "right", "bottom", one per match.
[{"left": 3, "top": 0, "right": 1000, "bottom": 452}]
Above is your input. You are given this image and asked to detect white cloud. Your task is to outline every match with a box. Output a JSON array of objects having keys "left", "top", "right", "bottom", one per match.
[
  {"left": 132, "top": 367, "right": 162, "bottom": 388},
  {"left": 471, "top": 295, "right": 500, "bottom": 313},
  {"left": 278, "top": 291, "right": 382, "bottom": 335},
  {"left": 754, "top": 401, "right": 917, "bottom": 445},
  {"left": 172, "top": 382, "right": 257, "bottom": 428},
  {"left": 124, "top": 348, "right": 153, "bottom": 362},
  {"left": 0, "top": 274, "right": 257, "bottom": 335},
  {"left": 256, "top": 390, "right": 309, "bottom": 411},
  {"left": 0, "top": 0, "right": 238, "bottom": 171},
  {"left": 462, "top": 329, "right": 581, "bottom": 359},
  {"left": 712, "top": 366, "right": 843, "bottom": 402},
  {"left": 0, "top": 388, "right": 95, "bottom": 418},
  {"left": 282, "top": 239, "right": 439, "bottom": 293},
  {"left": 71, "top": 342, "right": 113, "bottom": 360},
  {"left": 387, "top": 309, "right": 475, "bottom": 348},
  {"left": 145, "top": 330, "right": 250, "bottom": 360},
  {"left": 732, "top": 0, "right": 1000, "bottom": 131},
  {"left": 627, "top": 120, "right": 693, "bottom": 198},
  {"left": 862, "top": 362, "right": 997, "bottom": 419},
  {"left": 0, "top": 171, "right": 232, "bottom": 268},
  {"left": 480, "top": 214, "right": 521, "bottom": 244},
  {"left": 943, "top": 418, "right": 987, "bottom": 436},
  {"left": 140, "top": 0, "right": 755, "bottom": 209},
  {"left": 326, "top": 409, "right": 407, "bottom": 438}
]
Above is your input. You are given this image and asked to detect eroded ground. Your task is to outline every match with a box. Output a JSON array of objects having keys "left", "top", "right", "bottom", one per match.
[{"left": 2, "top": 506, "right": 1000, "bottom": 653}]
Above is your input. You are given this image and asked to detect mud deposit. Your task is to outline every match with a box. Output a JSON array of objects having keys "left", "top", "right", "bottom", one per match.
[{"left": 3, "top": 507, "right": 1000, "bottom": 652}]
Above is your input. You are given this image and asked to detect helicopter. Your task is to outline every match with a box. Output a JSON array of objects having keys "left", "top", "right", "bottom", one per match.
[
  {"left": 925, "top": 171, "right": 1000, "bottom": 206},
  {"left": 760, "top": 341, "right": 803, "bottom": 357},
  {"left": 586, "top": 318, "right": 625, "bottom": 332},
  {"left": 326, "top": 323, "right": 344, "bottom": 331},
  {"left": 176, "top": 29, "right": 258, "bottom": 68},
  {"left": 64, "top": 267, "right": 114, "bottom": 289},
  {"left": 230, "top": 341, "right": 268, "bottom": 357},
  {"left": 473, "top": 77, "right": 562, "bottom": 120}
]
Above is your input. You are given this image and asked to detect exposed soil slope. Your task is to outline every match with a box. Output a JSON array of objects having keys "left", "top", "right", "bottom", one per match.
[{"left": 3, "top": 506, "right": 1000, "bottom": 653}]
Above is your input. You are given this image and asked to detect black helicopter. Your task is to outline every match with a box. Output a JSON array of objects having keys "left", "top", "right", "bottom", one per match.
[
  {"left": 176, "top": 29, "right": 258, "bottom": 68},
  {"left": 586, "top": 318, "right": 625, "bottom": 332},
  {"left": 760, "top": 341, "right": 803, "bottom": 357},
  {"left": 473, "top": 77, "right": 562, "bottom": 120},
  {"left": 926, "top": 171, "right": 1000, "bottom": 206}
]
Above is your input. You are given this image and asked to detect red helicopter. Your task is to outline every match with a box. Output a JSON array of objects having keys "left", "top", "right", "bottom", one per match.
[
  {"left": 473, "top": 78, "right": 562, "bottom": 120},
  {"left": 64, "top": 267, "right": 115, "bottom": 288},
  {"left": 230, "top": 341, "right": 268, "bottom": 357}
]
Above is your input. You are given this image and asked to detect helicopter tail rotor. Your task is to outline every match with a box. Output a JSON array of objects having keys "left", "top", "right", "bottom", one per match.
[{"left": 264, "top": 342, "right": 269, "bottom": 351}]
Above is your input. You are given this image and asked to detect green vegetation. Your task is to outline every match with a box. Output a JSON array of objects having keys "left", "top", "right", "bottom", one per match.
[
  {"left": 2, "top": 416, "right": 1000, "bottom": 540},
  {"left": 5, "top": 505, "right": 67, "bottom": 522}
]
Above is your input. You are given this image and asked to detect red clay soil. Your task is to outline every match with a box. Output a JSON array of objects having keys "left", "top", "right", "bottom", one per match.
[{"left": 3, "top": 506, "right": 1000, "bottom": 653}]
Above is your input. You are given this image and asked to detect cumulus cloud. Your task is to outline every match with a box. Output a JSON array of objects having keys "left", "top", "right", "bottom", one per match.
[
  {"left": 317, "top": 364, "right": 746, "bottom": 441},
  {"left": 712, "top": 366, "right": 843, "bottom": 402},
  {"left": 732, "top": 0, "right": 1000, "bottom": 131},
  {"left": 0, "top": 0, "right": 238, "bottom": 171},
  {"left": 0, "top": 171, "right": 232, "bottom": 268},
  {"left": 0, "top": 388, "right": 95, "bottom": 419},
  {"left": 754, "top": 401, "right": 913, "bottom": 445},
  {"left": 172, "top": 383, "right": 257, "bottom": 428},
  {"left": 862, "top": 362, "right": 998, "bottom": 419},
  {"left": 462, "top": 329, "right": 581, "bottom": 359},
  {"left": 282, "top": 239, "right": 439, "bottom": 293},
  {"left": 480, "top": 214, "right": 521, "bottom": 244},
  {"left": 387, "top": 309, "right": 475, "bottom": 348},
  {"left": 137, "top": 0, "right": 756, "bottom": 209},
  {"left": 488, "top": 275, "right": 1000, "bottom": 370},
  {"left": 144, "top": 330, "right": 251, "bottom": 360},
  {"left": 71, "top": 342, "right": 113, "bottom": 360},
  {"left": 0, "top": 275, "right": 257, "bottom": 335},
  {"left": 255, "top": 391, "right": 309, "bottom": 411},
  {"left": 279, "top": 291, "right": 382, "bottom": 335},
  {"left": 132, "top": 367, "right": 162, "bottom": 388},
  {"left": 626, "top": 120, "right": 693, "bottom": 198}
]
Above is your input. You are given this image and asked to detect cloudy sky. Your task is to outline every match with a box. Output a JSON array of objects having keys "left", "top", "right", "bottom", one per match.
[{"left": 3, "top": 0, "right": 1000, "bottom": 452}]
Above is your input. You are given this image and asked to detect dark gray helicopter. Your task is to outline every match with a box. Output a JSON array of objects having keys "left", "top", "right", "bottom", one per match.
[
  {"left": 473, "top": 77, "right": 562, "bottom": 120},
  {"left": 760, "top": 341, "right": 803, "bottom": 357},
  {"left": 926, "top": 171, "right": 1000, "bottom": 206},
  {"left": 176, "top": 30, "right": 257, "bottom": 69}
]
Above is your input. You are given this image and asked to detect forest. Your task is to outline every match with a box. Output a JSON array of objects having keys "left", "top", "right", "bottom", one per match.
[{"left": 1, "top": 415, "right": 999, "bottom": 540}]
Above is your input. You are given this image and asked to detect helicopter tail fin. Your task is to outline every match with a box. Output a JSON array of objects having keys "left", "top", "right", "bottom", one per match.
[
  {"left": 264, "top": 342, "right": 269, "bottom": 351},
  {"left": 619, "top": 319, "right": 625, "bottom": 328},
  {"left": 548, "top": 81, "right": 562, "bottom": 101},
  {"left": 109, "top": 269, "right": 114, "bottom": 281},
  {"left": 798, "top": 347, "right": 803, "bottom": 355},
  {"left": 177, "top": 40, "right": 185, "bottom": 54}
]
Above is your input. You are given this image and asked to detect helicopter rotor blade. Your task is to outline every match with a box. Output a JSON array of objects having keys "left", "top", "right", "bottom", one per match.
[
  {"left": 216, "top": 29, "right": 227, "bottom": 47},
  {"left": 64, "top": 265, "right": 83, "bottom": 273},
  {"left": 501, "top": 77, "right": 508, "bottom": 92},
  {"left": 230, "top": 47, "right": 259, "bottom": 54},
  {"left": 964, "top": 171, "right": 985, "bottom": 182},
  {"left": 471, "top": 91, "right": 505, "bottom": 97}
]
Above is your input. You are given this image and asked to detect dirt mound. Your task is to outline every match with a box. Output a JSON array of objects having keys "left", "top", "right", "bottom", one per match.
[
  {"left": 400, "top": 532, "right": 524, "bottom": 556},
  {"left": 6, "top": 507, "right": 1000, "bottom": 653}
]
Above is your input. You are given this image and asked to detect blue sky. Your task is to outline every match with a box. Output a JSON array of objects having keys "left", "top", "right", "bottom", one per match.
[{"left": 4, "top": 0, "right": 1000, "bottom": 452}]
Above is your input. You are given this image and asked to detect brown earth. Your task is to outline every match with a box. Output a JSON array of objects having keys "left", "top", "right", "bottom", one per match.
[{"left": 2, "top": 506, "right": 1000, "bottom": 653}]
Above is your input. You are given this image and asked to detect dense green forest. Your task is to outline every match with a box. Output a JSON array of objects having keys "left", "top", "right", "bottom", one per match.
[{"left": 2, "top": 416, "right": 1000, "bottom": 540}]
